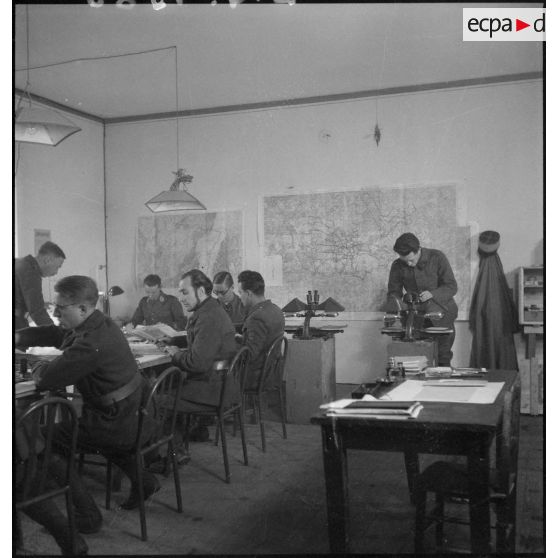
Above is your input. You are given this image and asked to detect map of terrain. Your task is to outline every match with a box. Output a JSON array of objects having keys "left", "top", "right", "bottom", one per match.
[
  {"left": 137, "top": 211, "right": 243, "bottom": 288},
  {"left": 263, "top": 185, "right": 471, "bottom": 312}
]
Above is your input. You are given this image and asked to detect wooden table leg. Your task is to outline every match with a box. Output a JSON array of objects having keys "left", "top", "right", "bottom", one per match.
[
  {"left": 321, "top": 422, "right": 350, "bottom": 553},
  {"left": 404, "top": 451, "right": 420, "bottom": 505},
  {"left": 467, "top": 437, "right": 492, "bottom": 554}
]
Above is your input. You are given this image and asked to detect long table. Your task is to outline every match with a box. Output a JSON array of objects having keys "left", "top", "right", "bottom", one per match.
[{"left": 310, "top": 369, "right": 518, "bottom": 553}]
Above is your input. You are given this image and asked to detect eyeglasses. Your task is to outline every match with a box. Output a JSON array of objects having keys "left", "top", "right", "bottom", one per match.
[
  {"left": 212, "top": 285, "right": 231, "bottom": 297},
  {"left": 54, "top": 303, "right": 78, "bottom": 312}
]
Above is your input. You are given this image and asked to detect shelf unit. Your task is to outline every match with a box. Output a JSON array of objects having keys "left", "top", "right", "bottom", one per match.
[{"left": 517, "top": 266, "right": 544, "bottom": 326}]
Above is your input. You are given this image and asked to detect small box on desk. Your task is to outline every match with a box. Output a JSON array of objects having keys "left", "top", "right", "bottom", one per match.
[{"left": 387, "top": 340, "right": 437, "bottom": 367}]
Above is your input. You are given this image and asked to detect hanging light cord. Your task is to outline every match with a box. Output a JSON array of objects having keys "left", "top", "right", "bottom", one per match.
[
  {"left": 174, "top": 45, "right": 179, "bottom": 172},
  {"left": 16, "top": 5, "right": 32, "bottom": 115}
]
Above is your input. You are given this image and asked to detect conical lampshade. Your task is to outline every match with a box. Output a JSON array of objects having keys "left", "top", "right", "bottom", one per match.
[
  {"left": 145, "top": 189, "right": 207, "bottom": 212},
  {"left": 282, "top": 298, "right": 308, "bottom": 313},
  {"left": 316, "top": 297, "right": 345, "bottom": 312},
  {"left": 15, "top": 105, "right": 81, "bottom": 146}
]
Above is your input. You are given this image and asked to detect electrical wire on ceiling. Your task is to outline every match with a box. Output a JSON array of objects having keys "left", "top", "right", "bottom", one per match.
[{"left": 15, "top": 45, "right": 178, "bottom": 73}]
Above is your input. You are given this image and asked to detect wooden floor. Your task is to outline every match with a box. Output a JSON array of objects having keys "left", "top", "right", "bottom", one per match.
[{"left": 17, "top": 403, "right": 544, "bottom": 556}]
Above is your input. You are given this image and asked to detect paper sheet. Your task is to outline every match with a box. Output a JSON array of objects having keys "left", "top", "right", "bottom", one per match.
[{"left": 381, "top": 380, "right": 504, "bottom": 404}]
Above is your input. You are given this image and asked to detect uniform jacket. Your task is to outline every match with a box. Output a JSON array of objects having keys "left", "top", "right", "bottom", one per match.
[
  {"left": 241, "top": 299, "right": 285, "bottom": 388},
  {"left": 171, "top": 296, "right": 237, "bottom": 380},
  {"left": 387, "top": 247, "right": 458, "bottom": 321},
  {"left": 15, "top": 254, "right": 53, "bottom": 329},
  {"left": 131, "top": 291, "right": 186, "bottom": 330},
  {"left": 18, "top": 310, "right": 147, "bottom": 450},
  {"left": 218, "top": 293, "right": 246, "bottom": 326}
]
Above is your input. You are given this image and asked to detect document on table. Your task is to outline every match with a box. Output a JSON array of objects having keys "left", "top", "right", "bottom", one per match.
[{"left": 381, "top": 380, "right": 504, "bottom": 404}]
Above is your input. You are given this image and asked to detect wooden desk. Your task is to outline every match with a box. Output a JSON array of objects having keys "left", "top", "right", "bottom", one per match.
[
  {"left": 310, "top": 369, "right": 517, "bottom": 554},
  {"left": 135, "top": 352, "right": 171, "bottom": 370}
]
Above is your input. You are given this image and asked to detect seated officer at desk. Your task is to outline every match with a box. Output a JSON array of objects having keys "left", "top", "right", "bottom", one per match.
[
  {"left": 387, "top": 232, "right": 458, "bottom": 366},
  {"left": 131, "top": 273, "right": 186, "bottom": 330},
  {"left": 165, "top": 269, "right": 237, "bottom": 443},
  {"left": 213, "top": 271, "right": 246, "bottom": 326},
  {"left": 237, "top": 270, "right": 285, "bottom": 390},
  {"left": 15, "top": 275, "right": 159, "bottom": 511}
]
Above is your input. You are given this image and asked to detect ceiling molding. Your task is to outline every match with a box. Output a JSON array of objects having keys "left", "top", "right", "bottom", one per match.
[
  {"left": 105, "top": 71, "right": 543, "bottom": 124},
  {"left": 14, "top": 88, "right": 105, "bottom": 123},
  {"left": 15, "top": 71, "right": 543, "bottom": 126}
]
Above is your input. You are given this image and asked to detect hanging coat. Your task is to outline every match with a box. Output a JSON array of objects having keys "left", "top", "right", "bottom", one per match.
[{"left": 469, "top": 247, "right": 519, "bottom": 370}]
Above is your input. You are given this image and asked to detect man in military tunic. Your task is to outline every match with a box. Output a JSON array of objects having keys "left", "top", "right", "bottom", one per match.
[{"left": 16, "top": 275, "right": 159, "bottom": 510}]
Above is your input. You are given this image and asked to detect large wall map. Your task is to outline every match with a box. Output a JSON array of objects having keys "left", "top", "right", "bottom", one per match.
[
  {"left": 263, "top": 185, "right": 471, "bottom": 313},
  {"left": 137, "top": 211, "right": 243, "bottom": 288}
]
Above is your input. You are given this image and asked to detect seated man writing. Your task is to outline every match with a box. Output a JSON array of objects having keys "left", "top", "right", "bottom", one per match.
[
  {"left": 237, "top": 270, "right": 285, "bottom": 390},
  {"left": 164, "top": 269, "right": 238, "bottom": 445},
  {"left": 131, "top": 273, "right": 186, "bottom": 330},
  {"left": 15, "top": 275, "right": 159, "bottom": 511}
]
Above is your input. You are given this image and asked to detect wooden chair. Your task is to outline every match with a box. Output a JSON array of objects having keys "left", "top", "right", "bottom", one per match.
[
  {"left": 15, "top": 397, "right": 79, "bottom": 554},
  {"left": 414, "top": 375, "right": 521, "bottom": 553},
  {"left": 112, "top": 366, "right": 184, "bottom": 540},
  {"left": 243, "top": 335, "right": 288, "bottom": 452},
  {"left": 180, "top": 346, "right": 250, "bottom": 483}
]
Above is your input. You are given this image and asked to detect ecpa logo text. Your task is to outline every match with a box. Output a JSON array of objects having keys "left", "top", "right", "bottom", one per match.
[{"left": 467, "top": 14, "right": 544, "bottom": 38}]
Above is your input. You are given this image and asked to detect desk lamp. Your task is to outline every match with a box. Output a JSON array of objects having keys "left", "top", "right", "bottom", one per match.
[
  {"left": 282, "top": 292, "right": 345, "bottom": 339},
  {"left": 102, "top": 285, "right": 124, "bottom": 317}
]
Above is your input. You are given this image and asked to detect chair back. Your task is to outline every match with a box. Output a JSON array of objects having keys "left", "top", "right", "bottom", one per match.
[
  {"left": 136, "top": 366, "right": 184, "bottom": 451},
  {"left": 15, "top": 396, "right": 78, "bottom": 505},
  {"left": 218, "top": 346, "right": 251, "bottom": 409},
  {"left": 257, "top": 335, "right": 288, "bottom": 394},
  {"left": 496, "top": 374, "right": 521, "bottom": 494}
]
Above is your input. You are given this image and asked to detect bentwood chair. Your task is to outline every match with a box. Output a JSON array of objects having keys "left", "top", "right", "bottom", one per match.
[
  {"left": 414, "top": 374, "right": 521, "bottom": 553},
  {"left": 180, "top": 346, "right": 250, "bottom": 483},
  {"left": 109, "top": 366, "right": 184, "bottom": 541},
  {"left": 15, "top": 397, "right": 79, "bottom": 555},
  {"left": 243, "top": 335, "right": 288, "bottom": 452}
]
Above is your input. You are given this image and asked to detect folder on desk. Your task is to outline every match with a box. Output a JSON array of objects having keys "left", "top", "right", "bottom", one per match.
[{"left": 321, "top": 398, "right": 423, "bottom": 418}]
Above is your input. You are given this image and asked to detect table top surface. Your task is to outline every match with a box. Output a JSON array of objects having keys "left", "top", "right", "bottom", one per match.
[{"left": 311, "top": 369, "right": 517, "bottom": 432}]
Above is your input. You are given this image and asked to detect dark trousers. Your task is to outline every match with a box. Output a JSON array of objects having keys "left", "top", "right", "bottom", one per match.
[
  {"left": 423, "top": 315, "right": 456, "bottom": 366},
  {"left": 52, "top": 418, "right": 157, "bottom": 494},
  {"left": 16, "top": 454, "right": 100, "bottom": 555}
]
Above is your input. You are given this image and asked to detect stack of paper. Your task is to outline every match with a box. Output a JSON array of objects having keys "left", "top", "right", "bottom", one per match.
[
  {"left": 131, "top": 323, "right": 186, "bottom": 342},
  {"left": 389, "top": 355, "right": 428, "bottom": 376},
  {"left": 320, "top": 398, "right": 423, "bottom": 419},
  {"left": 16, "top": 380, "right": 37, "bottom": 396},
  {"left": 129, "top": 342, "right": 165, "bottom": 356}
]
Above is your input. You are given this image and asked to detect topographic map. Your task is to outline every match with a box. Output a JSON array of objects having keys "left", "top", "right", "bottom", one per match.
[
  {"left": 263, "top": 184, "right": 471, "bottom": 312},
  {"left": 137, "top": 211, "right": 243, "bottom": 288}
]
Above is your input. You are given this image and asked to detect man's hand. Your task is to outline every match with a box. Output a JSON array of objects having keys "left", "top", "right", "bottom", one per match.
[
  {"left": 418, "top": 291, "right": 433, "bottom": 303},
  {"left": 163, "top": 345, "right": 181, "bottom": 357}
]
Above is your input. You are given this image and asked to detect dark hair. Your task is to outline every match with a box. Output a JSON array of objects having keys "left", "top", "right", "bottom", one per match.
[
  {"left": 181, "top": 269, "right": 213, "bottom": 296},
  {"left": 38, "top": 241, "right": 66, "bottom": 259},
  {"left": 144, "top": 274, "right": 161, "bottom": 287},
  {"left": 213, "top": 271, "right": 233, "bottom": 287},
  {"left": 54, "top": 275, "right": 99, "bottom": 306},
  {"left": 393, "top": 233, "right": 420, "bottom": 256},
  {"left": 238, "top": 270, "right": 265, "bottom": 296}
]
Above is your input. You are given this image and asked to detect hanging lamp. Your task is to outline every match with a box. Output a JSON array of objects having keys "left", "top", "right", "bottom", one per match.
[
  {"left": 15, "top": 5, "right": 81, "bottom": 146},
  {"left": 145, "top": 47, "right": 206, "bottom": 212}
]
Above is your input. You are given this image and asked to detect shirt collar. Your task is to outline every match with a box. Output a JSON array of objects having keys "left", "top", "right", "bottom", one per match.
[{"left": 415, "top": 247, "right": 430, "bottom": 270}]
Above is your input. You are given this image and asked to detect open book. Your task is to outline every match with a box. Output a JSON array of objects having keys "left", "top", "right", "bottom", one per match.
[
  {"left": 320, "top": 398, "right": 423, "bottom": 418},
  {"left": 130, "top": 323, "right": 186, "bottom": 342}
]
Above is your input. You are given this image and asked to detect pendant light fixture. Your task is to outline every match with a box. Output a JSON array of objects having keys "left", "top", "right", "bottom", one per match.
[
  {"left": 145, "top": 47, "right": 206, "bottom": 213},
  {"left": 15, "top": 5, "right": 81, "bottom": 146}
]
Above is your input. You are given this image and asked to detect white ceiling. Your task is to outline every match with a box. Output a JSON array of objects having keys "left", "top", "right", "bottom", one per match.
[{"left": 14, "top": 3, "right": 543, "bottom": 121}]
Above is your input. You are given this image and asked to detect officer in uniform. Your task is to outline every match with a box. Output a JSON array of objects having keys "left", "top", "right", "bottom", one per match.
[{"left": 16, "top": 275, "right": 159, "bottom": 510}]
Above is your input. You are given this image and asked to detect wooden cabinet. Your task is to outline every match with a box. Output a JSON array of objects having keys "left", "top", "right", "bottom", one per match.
[
  {"left": 517, "top": 266, "right": 544, "bottom": 326},
  {"left": 284, "top": 337, "right": 336, "bottom": 424}
]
